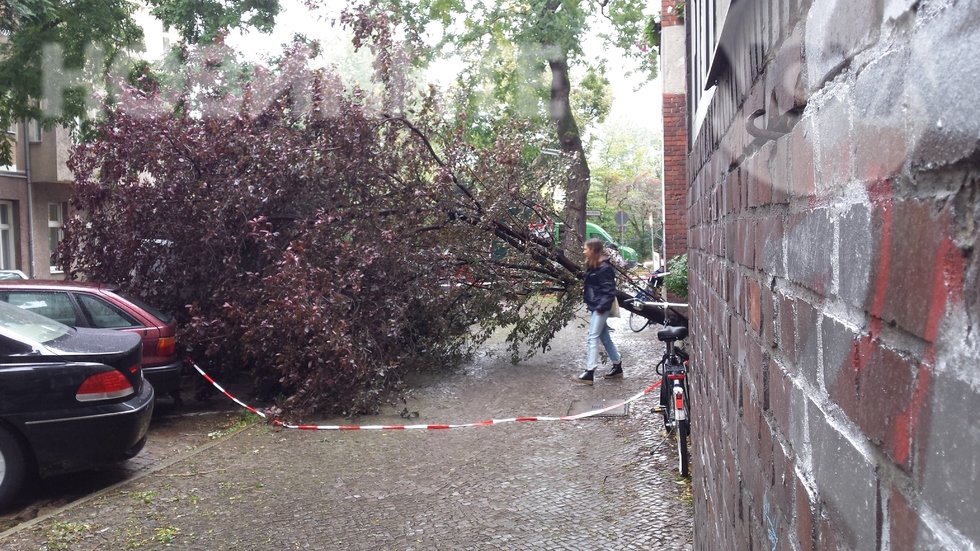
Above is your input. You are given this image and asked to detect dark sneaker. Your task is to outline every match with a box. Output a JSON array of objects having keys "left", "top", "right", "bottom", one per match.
[
  {"left": 604, "top": 363, "right": 623, "bottom": 379},
  {"left": 571, "top": 369, "right": 595, "bottom": 385}
]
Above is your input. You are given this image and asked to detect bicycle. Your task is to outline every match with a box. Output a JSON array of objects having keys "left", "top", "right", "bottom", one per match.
[
  {"left": 626, "top": 270, "right": 667, "bottom": 332},
  {"left": 652, "top": 322, "right": 691, "bottom": 477}
]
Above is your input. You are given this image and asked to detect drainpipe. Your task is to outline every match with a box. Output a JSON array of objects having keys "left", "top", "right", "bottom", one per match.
[{"left": 23, "top": 118, "right": 36, "bottom": 279}]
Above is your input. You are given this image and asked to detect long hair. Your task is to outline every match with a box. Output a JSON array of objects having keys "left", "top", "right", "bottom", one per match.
[{"left": 584, "top": 238, "right": 605, "bottom": 270}]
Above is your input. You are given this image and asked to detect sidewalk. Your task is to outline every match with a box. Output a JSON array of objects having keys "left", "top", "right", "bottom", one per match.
[{"left": 0, "top": 314, "right": 694, "bottom": 550}]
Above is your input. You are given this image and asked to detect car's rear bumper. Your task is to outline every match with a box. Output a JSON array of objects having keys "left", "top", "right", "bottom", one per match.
[
  {"left": 19, "top": 381, "right": 154, "bottom": 477},
  {"left": 143, "top": 359, "right": 184, "bottom": 396}
]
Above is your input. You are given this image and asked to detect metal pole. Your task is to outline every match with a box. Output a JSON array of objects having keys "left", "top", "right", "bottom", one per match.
[
  {"left": 23, "top": 118, "right": 36, "bottom": 279},
  {"left": 649, "top": 213, "right": 655, "bottom": 267},
  {"left": 660, "top": 221, "right": 666, "bottom": 268}
]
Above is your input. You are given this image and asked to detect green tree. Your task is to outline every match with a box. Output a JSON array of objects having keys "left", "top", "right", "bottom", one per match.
[
  {"left": 587, "top": 120, "right": 662, "bottom": 261},
  {"left": 145, "top": 0, "right": 279, "bottom": 43},
  {"left": 0, "top": 0, "right": 281, "bottom": 165},
  {"left": 339, "top": 0, "right": 656, "bottom": 254}
]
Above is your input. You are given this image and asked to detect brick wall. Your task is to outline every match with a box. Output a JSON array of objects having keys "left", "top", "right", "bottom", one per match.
[
  {"left": 662, "top": 0, "right": 688, "bottom": 265},
  {"left": 686, "top": 0, "right": 980, "bottom": 549},
  {"left": 661, "top": 0, "right": 683, "bottom": 28},
  {"left": 663, "top": 93, "right": 688, "bottom": 263}
]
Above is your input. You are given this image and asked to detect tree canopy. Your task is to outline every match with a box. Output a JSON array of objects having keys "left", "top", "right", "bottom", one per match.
[
  {"left": 0, "top": 0, "right": 281, "bottom": 165},
  {"left": 31, "top": 2, "right": 677, "bottom": 418},
  {"left": 61, "top": 31, "right": 589, "bottom": 416},
  {"left": 328, "top": 0, "right": 656, "bottom": 248},
  {"left": 588, "top": 121, "right": 663, "bottom": 261}
]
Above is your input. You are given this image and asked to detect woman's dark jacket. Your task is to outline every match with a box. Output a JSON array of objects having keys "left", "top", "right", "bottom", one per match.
[{"left": 583, "top": 260, "right": 617, "bottom": 313}]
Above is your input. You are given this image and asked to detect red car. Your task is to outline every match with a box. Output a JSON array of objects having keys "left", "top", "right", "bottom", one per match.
[{"left": 0, "top": 281, "right": 183, "bottom": 403}]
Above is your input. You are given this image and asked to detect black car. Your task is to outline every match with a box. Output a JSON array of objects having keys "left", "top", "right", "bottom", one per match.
[
  {"left": 0, "top": 301, "right": 153, "bottom": 509},
  {"left": 0, "top": 280, "right": 183, "bottom": 402}
]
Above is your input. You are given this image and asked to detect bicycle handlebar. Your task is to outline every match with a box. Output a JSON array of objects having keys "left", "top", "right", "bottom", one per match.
[{"left": 629, "top": 300, "right": 689, "bottom": 308}]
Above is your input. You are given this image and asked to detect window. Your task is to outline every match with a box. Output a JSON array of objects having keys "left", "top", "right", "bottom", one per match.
[
  {"left": 48, "top": 203, "right": 65, "bottom": 273},
  {"left": 75, "top": 294, "right": 141, "bottom": 328},
  {"left": 0, "top": 202, "right": 14, "bottom": 270},
  {"left": 0, "top": 335, "right": 33, "bottom": 356},
  {"left": 689, "top": 0, "right": 724, "bottom": 141},
  {"left": 0, "top": 291, "right": 79, "bottom": 326},
  {"left": 28, "top": 119, "right": 41, "bottom": 143},
  {"left": 0, "top": 126, "right": 15, "bottom": 172}
]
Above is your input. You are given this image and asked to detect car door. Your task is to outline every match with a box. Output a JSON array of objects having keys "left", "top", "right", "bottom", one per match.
[{"left": 71, "top": 292, "right": 160, "bottom": 364}]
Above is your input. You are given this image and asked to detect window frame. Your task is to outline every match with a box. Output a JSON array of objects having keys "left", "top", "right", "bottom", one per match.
[
  {"left": 48, "top": 202, "right": 66, "bottom": 274},
  {"left": 0, "top": 201, "right": 15, "bottom": 270}
]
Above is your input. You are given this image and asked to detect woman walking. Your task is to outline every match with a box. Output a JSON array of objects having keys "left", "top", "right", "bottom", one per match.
[{"left": 573, "top": 238, "right": 623, "bottom": 385}]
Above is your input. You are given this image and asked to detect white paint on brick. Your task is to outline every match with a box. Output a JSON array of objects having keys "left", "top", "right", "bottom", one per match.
[{"left": 663, "top": 26, "right": 687, "bottom": 95}]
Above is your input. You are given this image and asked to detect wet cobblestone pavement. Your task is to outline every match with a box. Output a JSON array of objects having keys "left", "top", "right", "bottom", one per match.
[{"left": 0, "top": 313, "right": 694, "bottom": 550}]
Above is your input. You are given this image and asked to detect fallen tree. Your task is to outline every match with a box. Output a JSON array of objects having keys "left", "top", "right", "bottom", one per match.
[{"left": 60, "top": 23, "right": 682, "bottom": 417}]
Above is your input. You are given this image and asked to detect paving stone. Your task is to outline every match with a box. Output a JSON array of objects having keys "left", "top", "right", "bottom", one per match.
[{"left": 0, "top": 314, "right": 694, "bottom": 550}]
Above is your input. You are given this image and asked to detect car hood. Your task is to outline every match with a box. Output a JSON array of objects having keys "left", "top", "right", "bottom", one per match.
[{"left": 44, "top": 327, "right": 142, "bottom": 357}]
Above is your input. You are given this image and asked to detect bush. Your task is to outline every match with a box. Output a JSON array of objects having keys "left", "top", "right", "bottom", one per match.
[{"left": 664, "top": 254, "right": 688, "bottom": 300}]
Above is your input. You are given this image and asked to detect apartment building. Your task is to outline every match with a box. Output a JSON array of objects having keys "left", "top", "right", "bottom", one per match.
[
  {"left": 0, "top": 6, "right": 177, "bottom": 280},
  {"left": 0, "top": 121, "right": 72, "bottom": 279}
]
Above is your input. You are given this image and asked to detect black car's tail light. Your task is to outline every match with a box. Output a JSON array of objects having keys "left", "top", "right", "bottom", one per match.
[{"left": 76, "top": 369, "right": 135, "bottom": 402}]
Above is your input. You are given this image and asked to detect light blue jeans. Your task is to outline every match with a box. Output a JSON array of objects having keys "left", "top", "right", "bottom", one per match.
[{"left": 586, "top": 309, "right": 620, "bottom": 371}]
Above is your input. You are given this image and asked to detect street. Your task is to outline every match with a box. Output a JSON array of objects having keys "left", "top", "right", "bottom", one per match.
[{"left": 0, "top": 313, "right": 694, "bottom": 550}]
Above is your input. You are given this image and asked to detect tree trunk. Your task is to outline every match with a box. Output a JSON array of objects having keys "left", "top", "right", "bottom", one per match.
[{"left": 548, "top": 56, "right": 590, "bottom": 255}]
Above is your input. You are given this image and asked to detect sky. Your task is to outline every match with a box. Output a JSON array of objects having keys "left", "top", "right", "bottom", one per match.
[{"left": 225, "top": 0, "right": 663, "bottom": 135}]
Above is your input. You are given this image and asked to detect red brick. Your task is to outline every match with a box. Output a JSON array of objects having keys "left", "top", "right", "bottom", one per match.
[
  {"left": 888, "top": 487, "right": 919, "bottom": 551},
  {"left": 817, "top": 514, "right": 844, "bottom": 551},
  {"left": 883, "top": 199, "right": 951, "bottom": 342},
  {"left": 857, "top": 345, "right": 915, "bottom": 463},
  {"left": 791, "top": 122, "right": 815, "bottom": 198},
  {"left": 830, "top": 357, "right": 862, "bottom": 430},
  {"left": 762, "top": 286, "right": 776, "bottom": 348},
  {"left": 769, "top": 362, "right": 792, "bottom": 434},
  {"left": 796, "top": 476, "right": 815, "bottom": 551},
  {"left": 727, "top": 220, "right": 738, "bottom": 262},
  {"left": 756, "top": 144, "right": 774, "bottom": 206},
  {"left": 759, "top": 414, "right": 774, "bottom": 484},
  {"left": 749, "top": 278, "right": 762, "bottom": 334},
  {"left": 771, "top": 437, "right": 793, "bottom": 513},
  {"left": 777, "top": 293, "right": 795, "bottom": 362}
]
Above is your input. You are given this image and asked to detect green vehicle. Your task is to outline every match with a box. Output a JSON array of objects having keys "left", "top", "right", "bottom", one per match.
[
  {"left": 585, "top": 222, "right": 639, "bottom": 266},
  {"left": 491, "top": 212, "right": 639, "bottom": 266},
  {"left": 550, "top": 221, "right": 639, "bottom": 265}
]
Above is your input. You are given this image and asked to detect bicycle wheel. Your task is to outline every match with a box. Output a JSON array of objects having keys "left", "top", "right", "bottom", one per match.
[
  {"left": 676, "top": 418, "right": 690, "bottom": 477},
  {"left": 628, "top": 312, "right": 648, "bottom": 332}
]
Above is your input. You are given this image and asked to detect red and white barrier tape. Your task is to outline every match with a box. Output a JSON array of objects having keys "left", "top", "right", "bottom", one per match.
[{"left": 189, "top": 360, "right": 660, "bottom": 431}]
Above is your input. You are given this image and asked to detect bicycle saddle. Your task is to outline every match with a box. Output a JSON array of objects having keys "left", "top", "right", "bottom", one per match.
[{"left": 657, "top": 325, "right": 688, "bottom": 342}]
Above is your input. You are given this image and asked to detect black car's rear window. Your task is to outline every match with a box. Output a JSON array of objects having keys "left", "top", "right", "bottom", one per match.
[{"left": 110, "top": 291, "right": 174, "bottom": 324}]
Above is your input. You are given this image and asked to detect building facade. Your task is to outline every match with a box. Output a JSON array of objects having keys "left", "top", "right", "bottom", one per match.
[
  {"left": 682, "top": 0, "right": 980, "bottom": 549},
  {"left": 661, "top": 0, "right": 689, "bottom": 264},
  {"left": 0, "top": 5, "right": 176, "bottom": 280},
  {"left": 0, "top": 122, "right": 72, "bottom": 279}
]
